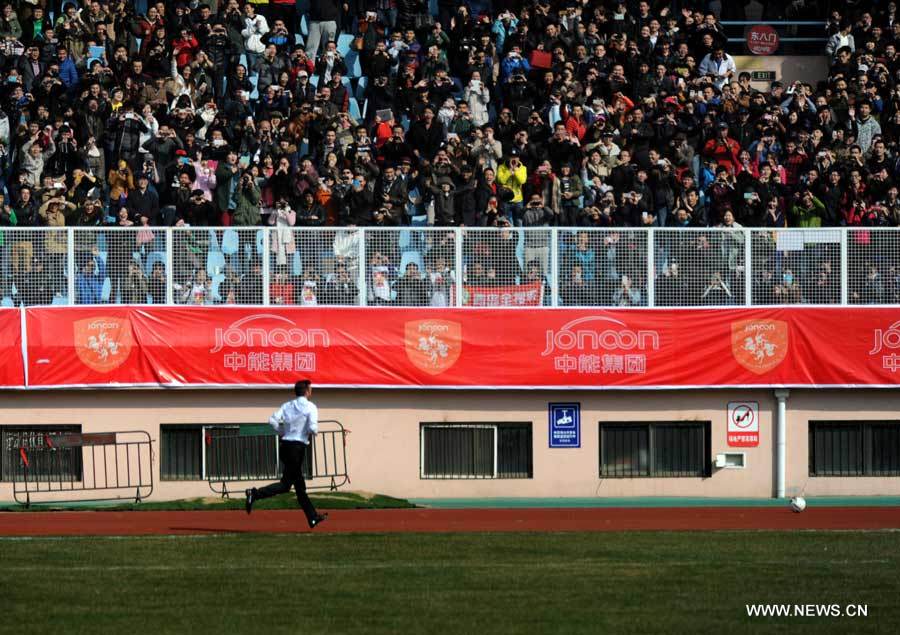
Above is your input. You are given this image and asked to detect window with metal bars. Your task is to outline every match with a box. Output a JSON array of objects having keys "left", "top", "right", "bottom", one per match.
[
  {"left": 809, "top": 421, "right": 900, "bottom": 477},
  {"left": 161, "top": 425, "right": 285, "bottom": 481},
  {"left": 0, "top": 426, "right": 82, "bottom": 482},
  {"left": 600, "top": 422, "right": 711, "bottom": 478},
  {"left": 420, "top": 423, "right": 533, "bottom": 479}
]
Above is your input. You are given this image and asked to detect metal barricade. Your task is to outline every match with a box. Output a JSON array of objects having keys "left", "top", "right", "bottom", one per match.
[
  {"left": 12, "top": 431, "right": 153, "bottom": 506},
  {"left": 206, "top": 420, "right": 349, "bottom": 497}
]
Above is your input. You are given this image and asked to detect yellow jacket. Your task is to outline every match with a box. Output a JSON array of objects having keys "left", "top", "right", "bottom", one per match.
[{"left": 497, "top": 163, "right": 528, "bottom": 203}]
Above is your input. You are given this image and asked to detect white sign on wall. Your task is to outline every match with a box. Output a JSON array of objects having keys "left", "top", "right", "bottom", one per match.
[{"left": 727, "top": 401, "right": 759, "bottom": 447}]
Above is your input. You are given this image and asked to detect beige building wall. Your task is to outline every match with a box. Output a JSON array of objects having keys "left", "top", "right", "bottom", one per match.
[{"left": 1, "top": 388, "right": 898, "bottom": 502}]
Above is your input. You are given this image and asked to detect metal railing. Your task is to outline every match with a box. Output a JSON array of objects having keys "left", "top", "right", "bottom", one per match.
[
  {"left": 206, "top": 420, "right": 349, "bottom": 497},
  {"left": 2, "top": 227, "right": 899, "bottom": 308},
  {"left": 721, "top": 20, "right": 827, "bottom": 55},
  {"left": 11, "top": 430, "right": 153, "bottom": 506}
]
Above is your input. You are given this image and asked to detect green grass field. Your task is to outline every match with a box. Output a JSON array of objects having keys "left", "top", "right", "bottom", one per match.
[
  {"left": 2, "top": 531, "right": 898, "bottom": 634},
  {"left": 0, "top": 492, "right": 416, "bottom": 512}
]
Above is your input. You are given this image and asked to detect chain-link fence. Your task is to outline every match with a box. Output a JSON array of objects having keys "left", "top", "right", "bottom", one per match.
[
  {"left": 461, "top": 228, "right": 543, "bottom": 306},
  {"left": 557, "top": 229, "right": 647, "bottom": 307},
  {"left": 848, "top": 229, "right": 900, "bottom": 305},
  {"left": 364, "top": 228, "right": 457, "bottom": 307},
  {"left": 5, "top": 227, "right": 900, "bottom": 307},
  {"left": 0, "top": 228, "right": 70, "bottom": 306},
  {"left": 655, "top": 229, "right": 746, "bottom": 307},
  {"left": 751, "top": 229, "right": 841, "bottom": 305}
]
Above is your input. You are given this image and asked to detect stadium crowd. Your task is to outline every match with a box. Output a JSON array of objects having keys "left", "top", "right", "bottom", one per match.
[{"left": 0, "top": 0, "right": 898, "bottom": 307}]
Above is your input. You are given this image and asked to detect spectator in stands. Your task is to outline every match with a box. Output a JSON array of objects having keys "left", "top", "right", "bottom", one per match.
[
  {"left": 396, "top": 261, "right": 430, "bottom": 305},
  {"left": 0, "top": 0, "right": 895, "bottom": 310},
  {"left": 76, "top": 247, "right": 106, "bottom": 304}
]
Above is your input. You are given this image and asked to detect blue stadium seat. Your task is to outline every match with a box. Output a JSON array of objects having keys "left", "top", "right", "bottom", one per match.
[
  {"left": 52, "top": 295, "right": 68, "bottom": 305},
  {"left": 345, "top": 51, "right": 362, "bottom": 78},
  {"left": 348, "top": 97, "right": 361, "bottom": 121},
  {"left": 222, "top": 229, "right": 240, "bottom": 255},
  {"left": 300, "top": 14, "right": 308, "bottom": 36},
  {"left": 411, "top": 215, "right": 428, "bottom": 227},
  {"left": 1, "top": 297, "right": 13, "bottom": 307},
  {"left": 101, "top": 278, "right": 112, "bottom": 303},
  {"left": 515, "top": 229, "right": 525, "bottom": 271},
  {"left": 310, "top": 75, "right": 319, "bottom": 88},
  {"left": 210, "top": 274, "right": 226, "bottom": 303},
  {"left": 355, "top": 76, "right": 368, "bottom": 101},
  {"left": 145, "top": 251, "right": 166, "bottom": 276},
  {"left": 207, "top": 251, "right": 226, "bottom": 277},
  {"left": 207, "top": 229, "right": 220, "bottom": 251},
  {"left": 256, "top": 230, "right": 265, "bottom": 255},
  {"left": 336, "top": 33, "right": 355, "bottom": 57},
  {"left": 398, "top": 229, "right": 413, "bottom": 252},
  {"left": 400, "top": 251, "right": 425, "bottom": 276},
  {"left": 292, "top": 252, "right": 303, "bottom": 276},
  {"left": 294, "top": 33, "right": 304, "bottom": 46}
]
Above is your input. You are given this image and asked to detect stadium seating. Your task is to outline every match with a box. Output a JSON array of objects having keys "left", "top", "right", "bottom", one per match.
[{"left": 336, "top": 34, "right": 355, "bottom": 57}]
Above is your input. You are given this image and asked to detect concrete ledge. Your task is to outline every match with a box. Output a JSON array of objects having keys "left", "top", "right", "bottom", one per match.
[{"left": 411, "top": 496, "right": 900, "bottom": 509}]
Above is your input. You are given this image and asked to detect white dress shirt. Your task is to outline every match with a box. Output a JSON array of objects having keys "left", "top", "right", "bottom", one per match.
[
  {"left": 269, "top": 396, "right": 319, "bottom": 443},
  {"left": 698, "top": 53, "right": 736, "bottom": 89}
]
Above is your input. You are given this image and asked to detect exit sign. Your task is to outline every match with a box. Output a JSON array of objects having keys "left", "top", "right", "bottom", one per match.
[{"left": 750, "top": 71, "right": 776, "bottom": 81}]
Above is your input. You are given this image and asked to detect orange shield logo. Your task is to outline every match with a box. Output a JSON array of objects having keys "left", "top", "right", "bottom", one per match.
[
  {"left": 404, "top": 320, "right": 462, "bottom": 375},
  {"left": 731, "top": 319, "right": 788, "bottom": 375},
  {"left": 73, "top": 317, "right": 135, "bottom": 373}
]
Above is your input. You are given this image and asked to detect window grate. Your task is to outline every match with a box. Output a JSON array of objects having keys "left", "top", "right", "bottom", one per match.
[
  {"left": 600, "top": 422, "right": 710, "bottom": 478},
  {"left": 1, "top": 426, "right": 82, "bottom": 482},
  {"left": 810, "top": 421, "right": 900, "bottom": 477},
  {"left": 160, "top": 425, "right": 203, "bottom": 481},
  {"left": 421, "top": 423, "right": 532, "bottom": 479}
]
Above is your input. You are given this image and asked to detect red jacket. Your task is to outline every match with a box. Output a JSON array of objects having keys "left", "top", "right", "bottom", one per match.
[
  {"left": 173, "top": 36, "right": 199, "bottom": 68},
  {"left": 702, "top": 136, "right": 742, "bottom": 174}
]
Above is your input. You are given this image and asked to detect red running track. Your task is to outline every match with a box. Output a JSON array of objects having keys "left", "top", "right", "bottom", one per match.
[{"left": 2, "top": 507, "right": 900, "bottom": 536}]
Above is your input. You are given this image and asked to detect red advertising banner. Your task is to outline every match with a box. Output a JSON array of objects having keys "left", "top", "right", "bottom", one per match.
[
  {"left": 20, "top": 307, "right": 900, "bottom": 389},
  {"left": 0, "top": 309, "right": 24, "bottom": 388},
  {"left": 456, "top": 281, "right": 544, "bottom": 307}
]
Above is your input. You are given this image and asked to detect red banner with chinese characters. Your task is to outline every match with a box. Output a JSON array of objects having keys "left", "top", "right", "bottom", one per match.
[
  {"left": 455, "top": 281, "right": 544, "bottom": 307},
  {"left": 0, "top": 309, "right": 24, "bottom": 388},
  {"left": 19, "top": 306, "right": 900, "bottom": 388}
]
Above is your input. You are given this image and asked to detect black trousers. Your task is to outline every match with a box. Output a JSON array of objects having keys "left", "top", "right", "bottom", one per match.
[{"left": 254, "top": 440, "right": 318, "bottom": 522}]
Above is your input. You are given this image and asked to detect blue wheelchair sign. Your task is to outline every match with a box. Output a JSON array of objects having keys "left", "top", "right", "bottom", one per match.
[{"left": 549, "top": 403, "right": 581, "bottom": 448}]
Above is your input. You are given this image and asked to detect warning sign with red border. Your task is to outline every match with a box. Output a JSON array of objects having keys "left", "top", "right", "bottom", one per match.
[{"left": 727, "top": 401, "right": 759, "bottom": 447}]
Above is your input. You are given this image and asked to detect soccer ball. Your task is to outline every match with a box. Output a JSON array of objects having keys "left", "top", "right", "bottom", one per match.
[{"left": 790, "top": 496, "right": 807, "bottom": 512}]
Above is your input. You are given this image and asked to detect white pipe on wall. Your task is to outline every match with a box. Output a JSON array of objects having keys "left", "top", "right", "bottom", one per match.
[{"left": 774, "top": 389, "right": 790, "bottom": 498}]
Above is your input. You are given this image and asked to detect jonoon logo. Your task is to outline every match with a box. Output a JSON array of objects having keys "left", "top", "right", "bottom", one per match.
[
  {"left": 869, "top": 320, "right": 900, "bottom": 354},
  {"left": 731, "top": 319, "right": 788, "bottom": 375},
  {"left": 404, "top": 320, "right": 462, "bottom": 375},
  {"left": 541, "top": 316, "right": 660, "bottom": 356},
  {"left": 73, "top": 317, "right": 134, "bottom": 373},
  {"left": 210, "top": 314, "right": 330, "bottom": 353}
]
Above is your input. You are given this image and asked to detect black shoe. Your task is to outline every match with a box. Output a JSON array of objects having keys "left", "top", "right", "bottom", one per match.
[
  {"left": 308, "top": 513, "right": 328, "bottom": 529},
  {"left": 245, "top": 489, "right": 255, "bottom": 515}
]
